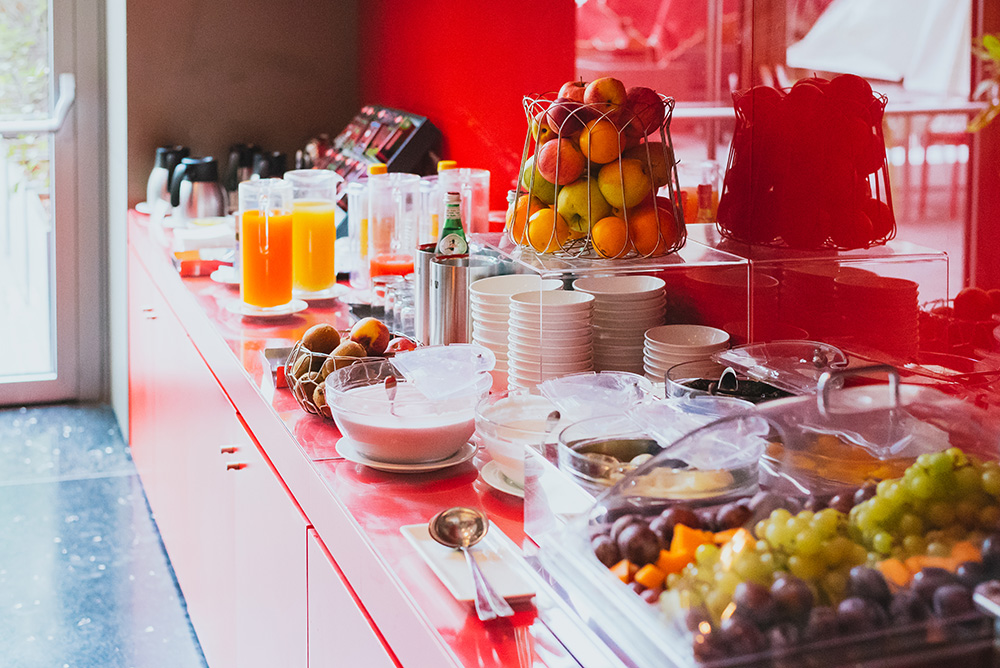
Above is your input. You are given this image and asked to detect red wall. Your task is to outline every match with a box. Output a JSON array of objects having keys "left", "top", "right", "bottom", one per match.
[{"left": 359, "top": 1, "right": 576, "bottom": 210}]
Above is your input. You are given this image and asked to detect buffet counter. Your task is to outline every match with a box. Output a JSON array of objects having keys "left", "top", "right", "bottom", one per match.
[{"left": 126, "top": 211, "right": 602, "bottom": 668}]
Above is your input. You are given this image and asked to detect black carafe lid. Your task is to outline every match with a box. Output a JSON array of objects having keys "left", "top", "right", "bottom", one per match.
[
  {"left": 178, "top": 156, "right": 219, "bottom": 182},
  {"left": 252, "top": 151, "right": 287, "bottom": 178},
  {"left": 154, "top": 145, "right": 189, "bottom": 169}
]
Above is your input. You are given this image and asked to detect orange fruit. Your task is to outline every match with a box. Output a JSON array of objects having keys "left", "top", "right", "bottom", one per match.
[
  {"left": 629, "top": 197, "right": 678, "bottom": 256},
  {"left": 526, "top": 208, "right": 571, "bottom": 253},
  {"left": 579, "top": 118, "right": 624, "bottom": 164},
  {"left": 506, "top": 194, "right": 545, "bottom": 245},
  {"left": 591, "top": 216, "right": 630, "bottom": 258}
]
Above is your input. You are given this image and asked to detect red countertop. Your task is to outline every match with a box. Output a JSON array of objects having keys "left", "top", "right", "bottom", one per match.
[{"left": 128, "top": 211, "right": 587, "bottom": 668}]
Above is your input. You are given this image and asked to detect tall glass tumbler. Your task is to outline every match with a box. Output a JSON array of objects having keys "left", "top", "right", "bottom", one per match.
[
  {"left": 368, "top": 172, "right": 421, "bottom": 279},
  {"left": 437, "top": 168, "right": 490, "bottom": 235},
  {"left": 285, "top": 169, "right": 343, "bottom": 299},
  {"left": 239, "top": 178, "right": 294, "bottom": 311}
]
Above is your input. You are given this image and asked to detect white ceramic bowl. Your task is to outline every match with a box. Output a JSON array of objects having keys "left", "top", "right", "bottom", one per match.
[
  {"left": 470, "top": 298, "right": 512, "bottom": 313},
  {"left": 510, "top": 290, "right": 594, "bottom": 311},
  {"left": 508, "top": 344, "right": 593, "bottom": 364},
  {"left": 645, "top": 324, "right": 730, "bottom": 350},
  {"left": 471, "top": 327, "right": 509, "bottom": 347},
  {"left": 593, "top": 299, "right": 667, "bottom": 316},
  {"left": 594, "top": 314, "right": 666, "bottom": 330},
  {"left": 471, "top": 307, "right": 511, "bottom": 323},
  {"left": 475, "top": 393, "right": 560, "bottom": 486},
  {"left": 509, "top": 319, "right": 593, "bottom": 336},
  {"left": 470, "top": 275, "right": 563, "bottom": 303},
  {"left": 572, "top": 275, "right": 666, "bottom": 300},
  {"left": 509, "top": 331, "right": 592, "bottom": 349}
]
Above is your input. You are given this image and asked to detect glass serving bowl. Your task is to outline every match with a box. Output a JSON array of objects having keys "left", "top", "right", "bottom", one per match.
[
  {"left": 475, "top": 392, "right": 560, "bottom": 487},
  {"left": 664, "top": 359, "right": 792, "bottom": 403},
  {"left": 325, "top": 359, "right": 491, "bottom": 464}
]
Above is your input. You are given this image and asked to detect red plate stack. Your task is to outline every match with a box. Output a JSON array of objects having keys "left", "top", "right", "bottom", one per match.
[{"left": 834, "top": 272, "right": 920, "bottom": 359}]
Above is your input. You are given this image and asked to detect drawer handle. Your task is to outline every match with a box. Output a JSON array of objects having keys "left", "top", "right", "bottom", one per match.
[
  {"left": 220, "top": 446, "right": 238, "bottom": 454},
  {"left": 140, "top": 306, "right": 153, "bottom": 312},
  {"left": 226, "top": 462, "right": 246, "bottom": 471},
  {"left": 144, "top": 314, "right": 157, "bottom": 320}
]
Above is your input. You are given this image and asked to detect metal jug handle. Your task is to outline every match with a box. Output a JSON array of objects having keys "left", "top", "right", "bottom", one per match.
[
  {"left": 169, "top": 162, "right": 188, "bottom": 207},
  {"left": 816, "top": 364, "right": 900, "bottom": 418}
]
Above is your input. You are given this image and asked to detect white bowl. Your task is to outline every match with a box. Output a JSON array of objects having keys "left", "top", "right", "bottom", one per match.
[
  {"left": 476, "top": 393, "right": 560, "bottom": 486},
  {"left": 509, "top": 331, "right": 592, "bottom": 349},
  {"left": 471, "top": 306, "right": 511, "bottom": 323},
  {"left": 509, "top": 314, "right": 593, "bottom": 331},
  {"left": 510, "top": 290, "right": 595, "bottom": 311},
  {"left": 572, "top": 275, "right": 666, "bottom": 300},
  {"left": 471, "top": 327, "right": 509, "bottom": 346},
  {"left": 645, "top": 324, "right": 730, "bottom": 349},
  {"left": 593, "top": 299, "right": 667, "bottom": 316},
  {"left": 594, "top": 314, "right": 665, "bottom": 330},
  {"left": 508, "top": 344, "right": 593, "bottom": 364},
  {"left": 644, "top": 340, "right": 728, "bottom": 357},
  {"left": 470, "top": 275, "right": 562, "bottom": 303}
]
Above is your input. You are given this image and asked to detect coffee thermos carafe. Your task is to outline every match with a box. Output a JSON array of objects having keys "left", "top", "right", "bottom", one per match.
[
  {"left": 169, "top": 156, "right": 226, "bottom": 225},
  {"left": 145, "top": 145, "right": 189, "bottom": 208}
]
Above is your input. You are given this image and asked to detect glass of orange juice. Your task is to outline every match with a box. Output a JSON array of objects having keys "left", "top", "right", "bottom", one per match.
[
  {"left": 239, "top": 178, "right": 294, "bottom": 312},
  {"left": 285, "top": 169, "right": 342, "bottom": 299}
]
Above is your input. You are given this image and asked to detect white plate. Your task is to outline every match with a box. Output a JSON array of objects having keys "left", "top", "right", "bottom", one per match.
[
  {"left": 335, "top": 437, "right": 478, "bottom": 473},
  {"left": 135, "top": 201, "right": 155, "bottom": 215},
  {"left": 225, "top": 298, "right": 308, "bottom": 318},
  {"left": 293, "top": 283, "right": 351, "bottom": 301},
  {"left": 210, "top": 266, "right": 240, "bottom": 286},
  {"left": 480, "top": 460, "right": 525, "bottom": 498},
  {"left": 400, "top": 522, "right": 534, "bottom": 603}
]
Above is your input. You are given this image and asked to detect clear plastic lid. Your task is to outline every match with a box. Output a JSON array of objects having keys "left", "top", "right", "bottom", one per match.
[
  {"left": 539, "top": 371, "right": 654, "bottom": 422},
  {"left": 711, "top": 340, "right": 849, "bottom": 395},
  {"left": 389, "top": 344, "right": 496, "bottom": 401}
]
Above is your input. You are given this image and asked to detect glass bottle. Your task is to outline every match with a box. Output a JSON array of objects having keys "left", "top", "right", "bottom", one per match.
[{"left": 435, "top": 191, "right": 469, "bottom": 256}]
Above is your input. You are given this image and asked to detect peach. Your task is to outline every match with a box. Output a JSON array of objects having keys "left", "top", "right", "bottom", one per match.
[
  {"left": 584, "top": 77, "right": 627, "bottom": 121},
  {"left": 597, "top": 158, "right": 653, "bottom": 209},
  {"left": 579, "top": 117, "right": 624, "bottom": 164},
  {"left": 536, "top": 139, "right": 586, "bottom": 186},
  {"left": 385, "top": 337, "right": 418, "bottom": 354},
  {"left": 349, "top": 317, "right": 391, "bottom": 356}
]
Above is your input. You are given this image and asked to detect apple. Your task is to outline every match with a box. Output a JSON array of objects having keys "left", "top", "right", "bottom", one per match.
[
  {"left": 556, "top": 177, "right": 611, "bottom": 236},
  {"left": 829, "top": 73, "right": 873, "bottom": 105},
  {"left": 579, "top": 117, "right": 624, "bottom": 164},
  {"left": 506, "top": 193, "right": 547, "bottom": 243},
  {"left": 385, "top": 337, "right": 418, "bottom": 354},
  {"left": 519, "top": 155, "right": 558, "bottom": 204},
  {"left": 584, "top": 77, "right": 627, "bottom": 121},
  {"left": 628, "top": 196, "right": 678, "bottom": 256},
  {"left": 622, "top": 142, "right": 673, "bottom": 188},
  {"left": 531, "top": 109, "right": 557, "bottom": 145},
  {"left": 536, "top": 138, "right": 586, "bottom": 186},
  {"left": 597, "top": 158, "right": 653, "bottom": 209},
  {"left": 544, "top": 97, "right": 590, "bottom": 136},
  {"left": 558, "top": 79, "right": 588, "bottom": 103},
  {"left": 349, "top": 317, "right": 391, "bottom": 356},
  {"left": 954, "top": 287, "right": 994, "bottom": 321},
  {"left": 622, "top": 86, "right": 665, "bottom": 138}
]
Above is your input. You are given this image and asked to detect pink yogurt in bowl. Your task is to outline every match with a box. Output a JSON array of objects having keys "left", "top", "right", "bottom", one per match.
[{"left": 325, "top": 359, "right": 492, "bottom": 464}]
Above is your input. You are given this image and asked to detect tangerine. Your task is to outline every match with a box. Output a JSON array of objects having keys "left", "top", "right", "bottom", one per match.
[
  {"left": 526, "top": 208, "right": 570, "bottom": 253},
  {"left": 506, "top": 194, "right": 545, "bottom": 245},
  {"left": 591, "top": 216, "right": 630, "bottom": 258},
  {"left": 629, "top": 197, "right": 678, "bottom": 256}
]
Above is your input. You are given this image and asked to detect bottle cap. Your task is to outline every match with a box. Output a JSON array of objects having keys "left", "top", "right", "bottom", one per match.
[
  {"left": 437, "top": 160, "right": 458, "bottom": 172},
  {"left": 368, "top": 163, "right": 388, "bottom": 175}
]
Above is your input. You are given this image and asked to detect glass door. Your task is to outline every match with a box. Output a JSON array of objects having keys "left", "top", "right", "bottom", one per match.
[{"left": 0, "top": 0, "right": 101, "bottom": 404}]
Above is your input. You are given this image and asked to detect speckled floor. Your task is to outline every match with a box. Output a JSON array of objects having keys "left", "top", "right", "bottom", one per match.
[{"left": 0, "top": 404, "right": 208, "bottom": 668}]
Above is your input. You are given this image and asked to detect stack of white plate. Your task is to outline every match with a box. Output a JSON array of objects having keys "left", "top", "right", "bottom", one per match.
[
  {"left": 507, "top": 290, "right": 595, "bottom": 391},
  {"left": 644, "top": 324, "right": 730, "bottom": 382},
  {"left": 574, "top": 275, "right": 666, "bottom": 375},
  {"left": 470, "top": 274, "right": 562, "bottom": 391}
]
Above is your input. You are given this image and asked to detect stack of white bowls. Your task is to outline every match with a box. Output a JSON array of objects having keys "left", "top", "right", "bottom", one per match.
[
  {"left": 574, "top": 275, "right": 666, "bottom": 375},
  {"left": 470, "top": 274, "right": 562, "bottom": 391},
  {"left": 507, "top": 290, "right": 595, "bottom": 391},
  {"left": 644, "top": 324, "right": 730, "bottom": 382}
]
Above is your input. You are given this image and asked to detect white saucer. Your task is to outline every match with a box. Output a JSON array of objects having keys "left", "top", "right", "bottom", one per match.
[
  {"left": 293, "top": 283, "right": 350, "bottom": 302},
  {"left": 225, "top": 298, "right": 308, "bottom": 318},
  {"left": 480, "top": 461, "right": 524, "bottom": 498},
  {"left": 135, "top": 201, "right": 154, "bottom": 215},
  {"left": 335, "top": 437, "right": 478, "bottom": 473},
  {"left": 210, "top": 266, "right": 240, "bottom": 286}
]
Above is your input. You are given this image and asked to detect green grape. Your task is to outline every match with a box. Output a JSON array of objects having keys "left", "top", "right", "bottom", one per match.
[
  {"left": 849, "top": 543, "right": 869, "bottom": 566},
  {"left": 823, "top": 535, "right": 853, "bottom": 567},
  {"left": 788, "top": 554, "right": 825, "bottom": 581},
  {"left": 897, "top": 512, "right": 924, "bottom": 537},
  {"left": 797, "top": 510, "right": 815, "bottom": 523},
  {"left": 908, "top": 472, "right": 935, "bottom": 500},
  {"left": 982, "top": 469, "right": 1000, "bottom": 497},
  {"left": 770, "top": 508, "right": 792, "bottom": 525},
  {"left": 735, "top": 551, "right": 773, "bottom": 584},
  {"left": 927, "top": 541, "right": 950, "bottom": 557},
  {"left": 872, "top": 531, "right": 894, "bottom": 554},
  {"left": 765, "top": 522, "right": 790, "bottom": 549},
  {"left": 812, "top": 509, "right": 841, "bottom": 538},
  {"left": 955, "top": 500, "right": 979, "bottom": 528},
  {"left": 902, "top": 534, "right": 926, "bottom": 556},
  {"left": 926, "top": 502, "right": 956, "bottom": 529},
  {"left": 695, "top": 543, "right": 721, "bottom": 565},
  {"left": 978, "top": 505, "right": 1000, "bottom": 530},
  {"left": 786, "top": 516, "right": 809, "bottom": 538},
  {"left": 946, "top": 447, "right": 969, "bottom": 467},
  {"left": 927, "top": 451, "right": 954, "bottom": 476},
  {"left": 705, "top": 589, "right": 730, "bottom": 621},
  {"left": 715, "top": 571, "right": 741, "bottom": 597},
  {"left": 755, "top": 540, "right": 770, "bottom": 554},
  {"left": 853, "top": 508, "right": 874, "bottom": 534},
  {"left": 955, "top": 466, "right": 982, "bottom": 496},
  {"left": 795, "top": 530, "right": 823, "bottom": 556},
  {"left": 868, "top": 497, "right": 893, "bottom": 523},
  {"left": 754, "top": 519, "right": 767, "bottom": 539},
  {"left": 876, "top": 479, "right": 892, "bottom": 497},
  {"left": 916, "top": 453, "right": 935, "bottom": 470},
  {"left": 821, "top": 569, "right": 849, "bottom": 603}
]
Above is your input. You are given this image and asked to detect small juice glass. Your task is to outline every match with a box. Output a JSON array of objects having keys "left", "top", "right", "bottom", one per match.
[
  {"left": 285, "top": 169, "right": 343, "bottom": 298},
  {"left": 239, "top": 178, "right": 294, "bottom": 311}
]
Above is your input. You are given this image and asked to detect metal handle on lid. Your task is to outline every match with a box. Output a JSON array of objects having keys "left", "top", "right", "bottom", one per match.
[{"left": 816, "top": 364, "right": 900, "bottom": 418}]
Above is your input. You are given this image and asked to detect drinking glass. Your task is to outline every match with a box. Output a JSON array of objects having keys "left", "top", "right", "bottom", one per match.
[
  {"left": 239, "top": 178, "right": 294, "bottom": 311},
  {"left": 368, "top": 173, "right": 420, "bottom": 279},
  {"left": 285, "top": 169, "right": 342, "bottom": 298}
]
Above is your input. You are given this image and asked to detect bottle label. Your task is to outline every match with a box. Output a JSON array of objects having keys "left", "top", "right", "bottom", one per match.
[{"left": 436, "top": 233, "right": 468, "bottom": 256}]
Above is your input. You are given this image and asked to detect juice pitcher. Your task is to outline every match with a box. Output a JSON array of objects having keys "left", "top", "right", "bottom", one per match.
[
  {"left": 367, "top": 172, "right": 420, "bottom": 279},
  {"left": 285, "top": 169, "right": 343, "bottom": 299},
  {"left": 239, "top": 178, "right": 294, "bottom": 312}
]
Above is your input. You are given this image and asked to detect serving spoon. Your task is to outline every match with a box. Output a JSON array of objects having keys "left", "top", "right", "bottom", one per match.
[{"left": 428, "top": 506, "right": 514, "bottom": 621}]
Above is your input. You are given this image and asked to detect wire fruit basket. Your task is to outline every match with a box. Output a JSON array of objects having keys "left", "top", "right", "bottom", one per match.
[
  {"left": 717, "top": 76, "right": 896, "bottom": 250},
  {"left": 507, "top": 85, "right": 686, "bottom": 260},
  {"left": 285, "top": 337, "right": 382, "bottom": 419}
]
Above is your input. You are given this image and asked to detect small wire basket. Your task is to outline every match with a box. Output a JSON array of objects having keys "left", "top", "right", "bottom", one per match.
[
  {"left": 285, "top": 337, "right": 382, "bottom": 419},
  {"left": 506, "top": 91, "right": 686, "bottom": 260},
  {"left": 717, "top": 84, "right": 896, "bottom": 250}
]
